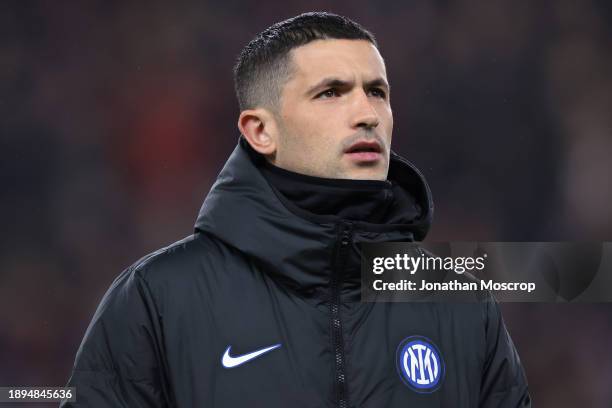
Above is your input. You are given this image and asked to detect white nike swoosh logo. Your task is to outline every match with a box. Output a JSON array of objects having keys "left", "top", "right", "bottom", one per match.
[{"left": 221, "top": 344, "right": 281, "bottom": 368}]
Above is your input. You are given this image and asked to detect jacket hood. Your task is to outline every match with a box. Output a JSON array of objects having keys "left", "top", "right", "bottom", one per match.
[{"left": 194, "top": 136, "right": 433, "bottom": 301}]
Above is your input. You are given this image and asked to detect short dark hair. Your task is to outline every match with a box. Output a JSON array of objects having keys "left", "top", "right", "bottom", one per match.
[{"left": 233, "top": 12, "right": 378, "bottom": 112}]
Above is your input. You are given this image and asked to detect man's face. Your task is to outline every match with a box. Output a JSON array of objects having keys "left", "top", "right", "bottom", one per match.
[{"left": 272, "top": 39, "right": 393, "bottom": 180}]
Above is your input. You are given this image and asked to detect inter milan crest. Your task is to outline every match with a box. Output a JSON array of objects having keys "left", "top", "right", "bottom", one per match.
[{"left": 396, "top": 336, "right": 445, "bottom": 393}]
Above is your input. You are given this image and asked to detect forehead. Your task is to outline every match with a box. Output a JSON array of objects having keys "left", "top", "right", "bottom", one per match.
[{"left": 287, "top": 39, "right": 387, "bottom": 87}]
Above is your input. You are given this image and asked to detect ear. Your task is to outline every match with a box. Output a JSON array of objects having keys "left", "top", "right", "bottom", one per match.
[{"left": 237, "top": 108, "right": 278, "bottom": 157}]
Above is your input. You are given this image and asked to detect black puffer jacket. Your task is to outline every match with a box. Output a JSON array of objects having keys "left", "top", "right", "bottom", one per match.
[{"left": 62, "top": 137, "right": 530, "bottom": 407}]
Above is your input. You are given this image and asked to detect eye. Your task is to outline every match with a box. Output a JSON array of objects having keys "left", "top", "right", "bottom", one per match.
[
  {"left": 316, "top": 88, "right": 340, "bottom": 99},
  {"left": 369, "top": 88, "right": 387, "bottom": 99}
]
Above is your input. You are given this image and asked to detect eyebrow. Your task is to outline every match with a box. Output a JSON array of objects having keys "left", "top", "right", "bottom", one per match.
[{"left": 305, "top": 77, "right": 390, "bottom": 96}]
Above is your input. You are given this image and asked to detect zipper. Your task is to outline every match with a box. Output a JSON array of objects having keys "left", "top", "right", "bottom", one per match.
[{"left": 330, "top": 221, "right": 353, "bottom": 408}]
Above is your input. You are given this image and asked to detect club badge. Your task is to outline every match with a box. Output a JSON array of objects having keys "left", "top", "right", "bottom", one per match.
[{"left": 396, "top": 336, "right": 444, "bottom": 393}]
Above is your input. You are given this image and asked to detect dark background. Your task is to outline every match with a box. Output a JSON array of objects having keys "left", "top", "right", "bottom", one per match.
[{"left": 1, "top": 1, "right": 611, "bottom": 406}]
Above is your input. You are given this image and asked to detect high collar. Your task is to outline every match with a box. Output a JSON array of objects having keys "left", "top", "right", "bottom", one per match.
[
  {"left": 194, "top": 136, "right": 433, "bottom": 303},
  {"left": 260, "top": 159, "right": 397, "bottom": 223}
]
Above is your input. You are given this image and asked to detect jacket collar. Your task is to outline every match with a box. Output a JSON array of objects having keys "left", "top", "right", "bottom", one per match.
[{"left": 194, "top": 136, "right": 433, "bottom": 301}]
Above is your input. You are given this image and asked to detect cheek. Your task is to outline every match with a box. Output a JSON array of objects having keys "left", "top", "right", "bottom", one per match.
[
  {"left": 282, "top": 101, "right": 355, "bottom": 157},
  {"left": 379, "top": 106, "right": 394, "bottom": 137},
  {"left": 290, "top": 105, "right": 336, "bottom": 141},
  {"left": 278, "top": 112, "right": 323, "bottom": 157}
]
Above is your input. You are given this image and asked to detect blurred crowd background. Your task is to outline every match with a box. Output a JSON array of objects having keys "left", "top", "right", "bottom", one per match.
[{"left": 1, "top": 1, "right": 611, "bottom": 406}]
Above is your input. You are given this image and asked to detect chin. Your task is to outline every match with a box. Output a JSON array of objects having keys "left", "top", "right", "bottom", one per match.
[{"left": 343, "top": 167, "right": 387, "bottom": 181}]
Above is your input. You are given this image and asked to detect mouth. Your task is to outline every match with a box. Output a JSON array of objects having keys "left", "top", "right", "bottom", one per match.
[{"left": 344, "top": 140, "right": 383, "bottom": 163}]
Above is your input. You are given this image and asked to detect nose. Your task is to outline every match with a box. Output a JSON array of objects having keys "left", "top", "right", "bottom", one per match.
[{"left": 350, "top": 90, "right": 379, "bottom": 130}]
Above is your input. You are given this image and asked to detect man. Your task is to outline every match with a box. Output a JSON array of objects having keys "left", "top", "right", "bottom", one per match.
[{"left": 62, "top": 12, "right": 531, "bottom": 407}]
